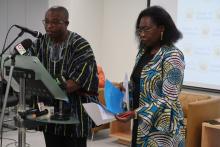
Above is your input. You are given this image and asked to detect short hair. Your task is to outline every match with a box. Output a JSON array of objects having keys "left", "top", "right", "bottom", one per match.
[
  {"left": 135, "top": 6, "right": 182, "bottom": 45},
  {"left": 47, "top": 6, "right": 69, "bottom": 20}
]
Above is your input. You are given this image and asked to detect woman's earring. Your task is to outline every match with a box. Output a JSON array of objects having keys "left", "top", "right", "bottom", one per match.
[{"left": 160, "top": 32, "right": 163, "bottom": 41}]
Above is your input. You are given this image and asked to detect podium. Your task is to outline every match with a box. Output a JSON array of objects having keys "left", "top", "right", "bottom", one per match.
[{"left": 0, "top": 55, "right": 79, "bottom": 147}]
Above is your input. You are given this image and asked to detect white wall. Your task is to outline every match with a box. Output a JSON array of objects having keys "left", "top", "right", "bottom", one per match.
[
  {"left": 101, "top": 0, "right": 146, "bottom": 82},
  {"left": 49, "top": 0, "right": 147, "bottom": 82},
  {"left": 48, "top": 0, "right": 103, "bottom": 63},
  {"left": 151, "top": 0, "right": 177, "bottom": 22},
  {"left": 0, "top": 0, "right": 48, "bottom": 53},
  {"left": 1, "top": 0, "right": 147, "bottom": 82}
]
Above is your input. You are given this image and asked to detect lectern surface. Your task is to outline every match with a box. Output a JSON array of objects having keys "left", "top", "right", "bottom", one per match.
[
  {"left": 26, "top": 115, "right": 79, "bottom": 125},
  {"left": 1, "top": 55, "right": 69, "bottom": 102}
]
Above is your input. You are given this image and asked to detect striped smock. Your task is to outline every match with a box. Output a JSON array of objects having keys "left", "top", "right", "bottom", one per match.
[{"left": 30, "top": 31, "right": 98, "bottom": 138}]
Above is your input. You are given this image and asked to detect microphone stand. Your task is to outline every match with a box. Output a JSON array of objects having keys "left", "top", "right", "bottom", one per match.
[
  {"left": 0, "top": 31, "right": 26, "bottom": 146},
  {"left": 0, "top": 30, "right": 24, "bottom": 113},
  {"left": 0, "top": 56, "right": 28, "bottom": 147},
  {"left": 17, "top": 70, "right": 27, "bottom": 147},
  {"left": 0, "top": 30, "right": 24, "bottom": 124},
  {"left": 0, "top": 31, "right": 24, "bottom": 131}
]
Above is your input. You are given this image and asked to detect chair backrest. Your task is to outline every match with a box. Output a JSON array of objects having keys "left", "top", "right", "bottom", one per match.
[
  {"left": 179, "top": 92, "right": 210, "bottom": 118},
  {"left": 186, "top": 97, "right": 220, "bottom": 147}
]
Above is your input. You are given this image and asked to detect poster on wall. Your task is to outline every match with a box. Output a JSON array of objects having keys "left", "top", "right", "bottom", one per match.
[{"left": 176, "top": 0, "right": 220, "bottom": 90}]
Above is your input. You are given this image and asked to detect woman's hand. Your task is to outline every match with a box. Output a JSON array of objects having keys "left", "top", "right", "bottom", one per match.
[
  {"left": 118, "top": 82, "right": 126, "bottom": 92},
  {"left": 115, "top": 111, "right": 135, "bottom": 122}
]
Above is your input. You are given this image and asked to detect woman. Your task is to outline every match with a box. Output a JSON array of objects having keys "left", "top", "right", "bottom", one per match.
[{"left": 116, "top": 6, "right": 185, "bottom": 147}]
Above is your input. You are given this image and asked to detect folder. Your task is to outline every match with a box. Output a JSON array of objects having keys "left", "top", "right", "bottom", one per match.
[{"left": 104, "top": 79, "right": 124, "bottom": 114}]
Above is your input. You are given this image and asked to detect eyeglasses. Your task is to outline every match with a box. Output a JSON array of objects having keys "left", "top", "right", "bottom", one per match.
[
  {"left": 136, "top": 26, "right": 155, "bottom": 34},
  {"left": 42, "top": 20, "right": 67, "bottom": 26}
]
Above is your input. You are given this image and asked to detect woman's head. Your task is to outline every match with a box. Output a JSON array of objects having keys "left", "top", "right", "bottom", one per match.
[{"left": 135, "top": 6, "right": 182, "bottom": 48}]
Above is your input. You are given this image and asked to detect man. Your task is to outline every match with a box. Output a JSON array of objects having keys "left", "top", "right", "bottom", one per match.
[{"left": 31, "top": 6, "right": 98, "bottom": 147}]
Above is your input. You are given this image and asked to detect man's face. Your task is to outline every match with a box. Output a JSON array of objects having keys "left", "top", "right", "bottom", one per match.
[{"left": 43, "top": 10, "right": 68, "bottom": 40}]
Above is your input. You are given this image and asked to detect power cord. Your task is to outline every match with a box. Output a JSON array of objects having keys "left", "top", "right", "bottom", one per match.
[{"left": 1, "top": 137, "right": 16, "bottom": 147}]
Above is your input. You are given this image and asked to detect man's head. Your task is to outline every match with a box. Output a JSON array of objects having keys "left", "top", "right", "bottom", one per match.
[{"left": 43, "top": 6, "right": 69, "bottom": 41}]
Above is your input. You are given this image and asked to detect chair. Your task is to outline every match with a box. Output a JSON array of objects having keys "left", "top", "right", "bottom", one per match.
[{"left": 185, "top": 96, "right": 220, "bottom": 147}]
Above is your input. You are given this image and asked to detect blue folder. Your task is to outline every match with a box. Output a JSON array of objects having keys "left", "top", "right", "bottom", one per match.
[{"left": 104, "top": 80, "right": 124, "bottom": 114}]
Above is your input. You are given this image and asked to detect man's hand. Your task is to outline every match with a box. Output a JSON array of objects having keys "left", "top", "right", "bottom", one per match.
[{"left": 66, "top": 79, "right": 80, "bottom": 93}]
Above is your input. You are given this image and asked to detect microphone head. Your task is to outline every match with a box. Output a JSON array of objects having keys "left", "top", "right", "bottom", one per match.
[
  {"left": 15, "top": 39, "right": 32, "bottom": 55},
  {"left": 20, "top": 39, "right": 32, "bottom": 47},
  {"left": 15, "top": 24, "right": 43, "bottom": 38},
  {"left": 4, "top": 38, "right": 33, "bottom": 61}
]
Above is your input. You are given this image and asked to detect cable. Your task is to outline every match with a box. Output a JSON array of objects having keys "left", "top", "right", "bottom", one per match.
[
  {"left": 1, "top": 25, "right": 16, "bottom": 54},
  {"left": 6, "top": 142, "right": 31, "bottom": 147},
  {"left": 1, "top": 137, "right": 31, "bottom": 147},
  {"left": 0, "top": 137, "right": 16, "bottom": 147},
  {"left": 5, "top": 142, "right": 17, "bottom": 147}
]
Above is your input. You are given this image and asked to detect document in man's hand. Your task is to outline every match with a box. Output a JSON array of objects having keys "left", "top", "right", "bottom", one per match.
[{"left": 82, "top": 103, "right": 115, "bottom": 126}]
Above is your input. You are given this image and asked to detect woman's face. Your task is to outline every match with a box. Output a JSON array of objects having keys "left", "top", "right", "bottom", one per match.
[{"left": 137, "top": 16, "right": 164, "bottom": 48}]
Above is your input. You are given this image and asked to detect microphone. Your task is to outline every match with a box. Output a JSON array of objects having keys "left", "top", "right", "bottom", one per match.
[
  {"left": 15, "top": 25, "right": 42, "bottom": 38},
  {"left": 18, "top": 108, "right": 49, "bottom": 119},
  {"left": 4, "top": 39, "right": 33, "bottom": 61}
]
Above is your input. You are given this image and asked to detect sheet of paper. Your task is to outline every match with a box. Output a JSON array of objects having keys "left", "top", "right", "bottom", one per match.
[
  {"left": 97, "top": 104, "right": 114, "bottom": 120},
  {"left": 83, "top": 102, "right": 115, "bottom": 126},
  {"left": 123, "top": 73, "right": 129, "bottom": 111}
]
